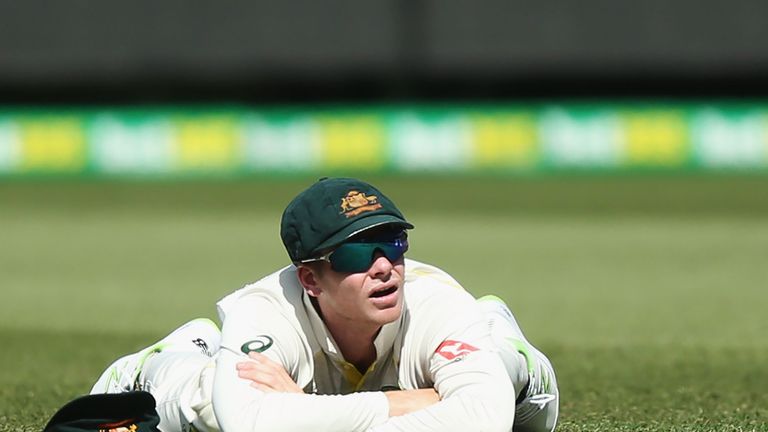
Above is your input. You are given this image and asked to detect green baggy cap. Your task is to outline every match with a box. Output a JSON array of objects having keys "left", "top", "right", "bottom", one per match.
[
  {"left": 281, "top": 177, "right": 414, "bottom": 262},
  {"left": 44, "top": 392, "right": 160, "bottom": 432}
]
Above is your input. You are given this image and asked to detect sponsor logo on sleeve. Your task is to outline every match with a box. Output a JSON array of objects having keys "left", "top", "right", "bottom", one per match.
[
  {"left": 241, "top": 335, "right": 274, "bottom": 354},
  {"left": 435, "top": 340, "right": 479, "bottom": 361}
]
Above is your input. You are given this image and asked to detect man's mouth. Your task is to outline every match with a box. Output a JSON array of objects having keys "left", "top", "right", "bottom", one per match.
[{"left": 370, "top": 286, "right": 398, "bottom": 298}]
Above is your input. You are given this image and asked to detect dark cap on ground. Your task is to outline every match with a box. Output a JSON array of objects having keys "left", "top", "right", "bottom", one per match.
[
  {"left": 280, "top": 177, "right": 414, "bottom": 262},
  {"left": 44, "top": 392, "right": 160, "bottom": 432}
]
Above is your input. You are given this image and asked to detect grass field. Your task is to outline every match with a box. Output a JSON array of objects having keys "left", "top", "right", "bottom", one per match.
[{"left": 1, "top": 175, "right": 767, "bottom": 431}]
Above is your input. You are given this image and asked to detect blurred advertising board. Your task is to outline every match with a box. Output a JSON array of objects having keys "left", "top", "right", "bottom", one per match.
[{"left": 0, "top": 103, "right": 766, "bottom": 177}]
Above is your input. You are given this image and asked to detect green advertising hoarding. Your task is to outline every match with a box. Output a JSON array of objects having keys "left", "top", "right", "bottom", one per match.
[{"left": 0, "top": 103, "right": 766, "bottom": 177}]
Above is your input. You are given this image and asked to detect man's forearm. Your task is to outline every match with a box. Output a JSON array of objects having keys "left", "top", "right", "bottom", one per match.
[
  {"left": 219, "top": 349, "right": 391, "bottom": 432},
  {"left": 236, "top": 353, "right": 440, "bottom": 419},
  {"left": 384, "top": 389, "right": 440, "bottom": 417}
]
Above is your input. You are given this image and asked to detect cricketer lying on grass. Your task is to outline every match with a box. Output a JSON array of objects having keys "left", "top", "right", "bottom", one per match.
[{"left": 90, "top": 177, "right": 559, "bottom": 432}]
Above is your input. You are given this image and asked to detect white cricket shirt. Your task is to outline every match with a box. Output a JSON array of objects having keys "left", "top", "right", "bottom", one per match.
[{"left": 210, "top": 259, "right": 516, "bottom": 432}]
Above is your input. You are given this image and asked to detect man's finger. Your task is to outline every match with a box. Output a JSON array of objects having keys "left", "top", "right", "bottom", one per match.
[
  {"left": 237, "top": 352, "right": 304, "bottom": 393},
  {"left": 239, "top": 359, "right": 280, "bottom": 377},
  {"left": 238, "top": 364, "right": 297, "bottom": 392},
  {"left": 236, "top": 361, "right": 257, "bottom": 371}
]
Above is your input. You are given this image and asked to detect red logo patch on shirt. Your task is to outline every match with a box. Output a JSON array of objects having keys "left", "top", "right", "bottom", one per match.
[{"left": 435, "top": 340, "right": 479, "bottom": 360}]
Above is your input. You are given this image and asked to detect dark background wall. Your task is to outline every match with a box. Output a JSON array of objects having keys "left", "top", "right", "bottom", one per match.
[{"left": 2, "top": 0, "right": 767, "bottom": 103}]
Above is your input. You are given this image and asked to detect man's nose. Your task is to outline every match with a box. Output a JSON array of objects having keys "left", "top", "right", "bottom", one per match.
[{"left": 369, "top": 250, "right": 393, "bottom": 278}]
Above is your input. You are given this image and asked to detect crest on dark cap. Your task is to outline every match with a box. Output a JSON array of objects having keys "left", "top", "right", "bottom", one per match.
[
  {"left": 280, "top": 177, "right": 414, "bottom": 262},
  {"left": 44, "top": 392, "right": 160, "bottom": 432}
]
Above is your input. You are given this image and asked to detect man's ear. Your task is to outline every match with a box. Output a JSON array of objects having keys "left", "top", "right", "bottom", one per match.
[{"left": 297, "top": 265, "right": 321, "bottom": 297}]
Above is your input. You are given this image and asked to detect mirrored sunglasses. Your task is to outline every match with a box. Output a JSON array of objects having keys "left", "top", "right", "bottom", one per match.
[{"left": 301, "top": 234, "right": 409, "bottom": 273}]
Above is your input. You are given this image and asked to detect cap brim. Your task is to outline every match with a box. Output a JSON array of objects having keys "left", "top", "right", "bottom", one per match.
[
  {"left": 313, "top": 214, "right": 414, "bottom": 254},
  {"left": 44, "top": 392, "right": 156, "bottom": 431}
]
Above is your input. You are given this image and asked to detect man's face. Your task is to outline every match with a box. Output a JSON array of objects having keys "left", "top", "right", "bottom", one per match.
[{"left": 307, "top": 231, "right": 407, "bottom": 331}]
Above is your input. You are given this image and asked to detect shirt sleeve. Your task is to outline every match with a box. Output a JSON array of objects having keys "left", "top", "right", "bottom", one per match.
[
  {"left": 211, "top": 296, "right": 390, "bottom": 432},
  {"left": 369, "top": 295, "right": 517, "bottom": 432}
]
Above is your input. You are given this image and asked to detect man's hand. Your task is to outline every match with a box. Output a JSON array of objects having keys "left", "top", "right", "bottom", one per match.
[
  {"left": 236, "top": 352, "right": 304, "bottom": 393},
  {"left": 384, "top": 388, "right": 440, "bottom": 417}
]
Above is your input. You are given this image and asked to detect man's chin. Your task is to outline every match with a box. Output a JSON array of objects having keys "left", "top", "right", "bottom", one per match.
[{"left": 369, "top": 302, "right": 403, "bottom": 325}]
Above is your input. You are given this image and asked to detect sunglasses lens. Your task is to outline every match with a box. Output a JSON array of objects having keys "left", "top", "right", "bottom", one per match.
[
  {"left": 328, "top": 238, "right": 408, "bottom": 273},
  {"left": 327, "top": 245, "right": 368, "bottom": 273}
]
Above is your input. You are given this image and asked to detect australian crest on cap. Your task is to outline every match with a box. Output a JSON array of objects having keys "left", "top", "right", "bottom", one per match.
[
  {"left": 340, "top": 190, "right": 382, "bottom": 218},
  {"left": 98, "top": 420, "right": 139, "bottom": 432}
]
